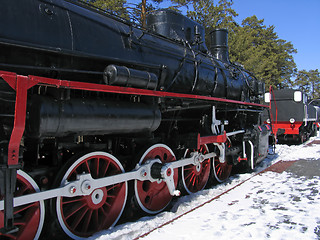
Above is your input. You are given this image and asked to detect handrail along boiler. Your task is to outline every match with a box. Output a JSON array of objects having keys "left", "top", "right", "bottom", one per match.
[{"left": 0, "top": 0, "right": 270, "bottom": 239}]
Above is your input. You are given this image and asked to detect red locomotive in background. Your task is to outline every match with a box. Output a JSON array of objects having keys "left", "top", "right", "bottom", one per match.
[
  {"left": 264, "top": 89, "right": 320, "bottom": 144},
  {"left": 0, "top": 0, "right": 270, "bottom": 239}
]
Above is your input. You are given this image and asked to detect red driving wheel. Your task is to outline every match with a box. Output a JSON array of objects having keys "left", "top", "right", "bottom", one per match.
[
  {"left": 212, "top": 143, "right": 233, "bottom": 183},
  {"left": 55, "top": 152, "right": 127, "bottom": 239},
  {"left": 134, "top": 144, "right": 178, "bottom": 214},
  {"left": 181, "top": 144, "right": 211, "bottom": 194},
  {"left": 0, "top": 170, "right": 45, "bottom": 240}
]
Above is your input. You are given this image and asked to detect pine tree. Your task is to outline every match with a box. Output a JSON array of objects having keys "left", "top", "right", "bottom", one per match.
[
  {"left": 294, "top": 69, "right": 320, "bottom": 99},
  {"left": 83, "top": 0, "right": 129, "bottom": 19},
  {"left": 228, "top": 16, "right": 297, "bottom": 89},
  {"left": 187, "top": 0, "right": 238, "bottom": 45}
]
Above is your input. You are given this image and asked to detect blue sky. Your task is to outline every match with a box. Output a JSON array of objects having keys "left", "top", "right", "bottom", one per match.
[
  {"left": 232, "top": 0, "right": 320, "bottom": 72},
  {"left": 129, "top": 0, "right": 319, "bottom": 72}
]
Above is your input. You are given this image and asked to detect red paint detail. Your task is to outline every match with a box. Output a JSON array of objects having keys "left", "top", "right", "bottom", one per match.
[
  {"left": 166, "top": 168, "right": 172, "bottom": 177},
  {"left": 136, "top": 146, "right": 178, "bottom": 213},
  {"left": 26, "top": 74, "right": 268, "bottom": 108},
  {"left": 267, "top": 86, "right": 279, "bottom": 137},
  {"left": 213, "top": 157, "right": 232, "bottom": 182},
  {"left": 0, "top": 173, "right": 42, "bottom": 240},
  {"left": 182, "top": 145, "right": 211, "bottom": 194},
  {"left": 272, "top": 122, "right": 302, "bottom": 135},
  {"left": 59, "top": 154, "right": 126, "bottom": 237},
  {"left": 3, "top": 75, "right": 38, "bottom": 166},
  {"left": 237, "top": 157, "right": 248, "bottom": 162},
  {"left": 0, "top": 71, "right": 18, "bottom": 90},
  {"left": 197, "top": 131, "right": 227, "bottom": 149}
]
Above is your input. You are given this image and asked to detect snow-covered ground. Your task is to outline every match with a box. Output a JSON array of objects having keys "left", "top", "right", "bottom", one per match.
[{"left": 92, "top": 135, "right": 320, "bottom": 240}]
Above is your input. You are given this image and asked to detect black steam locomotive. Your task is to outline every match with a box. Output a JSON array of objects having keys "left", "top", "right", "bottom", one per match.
[
  {"left": 0, "top": 0, "right": 270, "bottom": 239},
  {"left": 264, "top": 89, "right": 320, "bottom": 143}
]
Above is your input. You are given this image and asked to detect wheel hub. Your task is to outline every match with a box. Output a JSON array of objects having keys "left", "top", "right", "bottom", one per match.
[{"left": 89, "top": 188, "right": 107, "bottom": 208}]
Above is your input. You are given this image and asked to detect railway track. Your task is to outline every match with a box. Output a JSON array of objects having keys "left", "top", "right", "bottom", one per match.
[{"left": 91, "top": 138, "right": 320, "bottom": 240}]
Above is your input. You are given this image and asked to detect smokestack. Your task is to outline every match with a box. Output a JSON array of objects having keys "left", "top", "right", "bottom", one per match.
[{"left": 210, "top": 29, "right": 229, "bottom": 62}]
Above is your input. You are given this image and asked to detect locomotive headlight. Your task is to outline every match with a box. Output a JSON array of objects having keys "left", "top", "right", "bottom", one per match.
[
  {"left": 289, "top": 118, "right": 295, "bottom": 124},
  {"left": 264, "top": 93, "right": 271, "bottom": 103},
  {"left": 266, "top": 119, "right": 271, "bottom": 124},
  {"left": 294, "top": 91, "right": 302, "bottom": 102}
]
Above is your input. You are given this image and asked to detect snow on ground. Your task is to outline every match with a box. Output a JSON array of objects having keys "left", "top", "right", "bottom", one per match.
[{"left": 91, "top": 135, "right": 320, "bottom": 240}]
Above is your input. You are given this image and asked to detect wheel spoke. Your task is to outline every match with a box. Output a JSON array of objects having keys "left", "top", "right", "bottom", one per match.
[
  {"left": 82, "top": 210, "right": 93, "bottom": 232},
  {"left": 56, "top": 152, "right": 127, "bottom": 238},
  {"left": 184, "top": 169, "right": 195, "bottom": 180},
  {"left": 181, "top": 145, "right": 211, "bottom": 194},
  {"left": 213, "top": 158, "right": 232, "bottom": 183},
  {"left": 101, "top": 161, "right": 111, "bottom": 177},
  {"left": 61, "top": 197, "right": 83, "bottom": 205},
  {"left": 16, "top": 185, "right": 29, "bottom": 196},
  {"left": 93, "top": 157, "right": 100, "bottom": 178},
  {"left": 106, "top": 183, "right": 121, "bottom": 192},
  {"left": 63, "top": 201, "right": 87, "bottom": 220},
  {"left": 70, "top": 207, "right": 88, "bottom": 230},
  {"left": 0, "top": 170, "right": 45, "bottom": 240},
  {"left": 93, "top": 209, "right": 99, "bottom": 228},
  {"left": 84, "top": 160, "right": 91, "bottom": 174},
  {"left": 13, "top": 202, "right": 38, "bottom": 215}
]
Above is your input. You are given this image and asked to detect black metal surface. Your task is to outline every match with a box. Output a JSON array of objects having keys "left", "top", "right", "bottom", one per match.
[
  {"left": 266, "top": 89, "right": 318, "bottom": 122},
  {"left": 104, "top": 65, "right": 158, "bottom": 90},
  {"left": 26, "top": 96, "right": 161, "bottom": 138},
  {"left": 150, "top": 162, "right": 163, "bottom": 179},
  {"left": 0, "top": 0, "right": 263, "bottom": 102},
  {"left": 210, "top": 29, "right": 229, "bottom": 62},
  {"left": 256, "top": 124, "right": 271, "bottom": 163},
  {"left": 146, "top": 9, "right": 207, "bottom": 52},
  {"left": 0, "top": 143, "right": 19, "bottom": 235}
]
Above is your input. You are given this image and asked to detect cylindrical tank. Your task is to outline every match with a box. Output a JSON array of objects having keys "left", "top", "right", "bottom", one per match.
[
  {"left": 27, "top": 96, "right": 161, "bottom": 138},
  {"left": 210, "top": 29, "right": 229, "bottom": 62},
  {"left": 104, "top": 65, "right": 158, "bottom": 90}
]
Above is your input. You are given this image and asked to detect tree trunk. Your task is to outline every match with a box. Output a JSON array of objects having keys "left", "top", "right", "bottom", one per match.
[{"left": 141, "top": 0, "right": 147, "bottom": 27}]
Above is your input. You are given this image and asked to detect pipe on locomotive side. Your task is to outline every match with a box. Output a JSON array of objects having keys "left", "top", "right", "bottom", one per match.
[
  {"left": 26, "top": 96, "right": 161, "bottom": 138},
  {"left": 104, "top": 65, "right": 159, "bottom": 90}
]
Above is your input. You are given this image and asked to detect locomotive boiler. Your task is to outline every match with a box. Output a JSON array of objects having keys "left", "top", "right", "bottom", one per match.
[{"left": 0, "top": 0, "right": 270, "bottom": 239}]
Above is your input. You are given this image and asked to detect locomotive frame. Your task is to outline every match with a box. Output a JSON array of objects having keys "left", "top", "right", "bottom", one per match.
[
  {"left": 0, "top": 70, "right": 269, "bottom": 239},
  {"left": 0, "top": 1, "right": 271, "bottom": 239}
]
